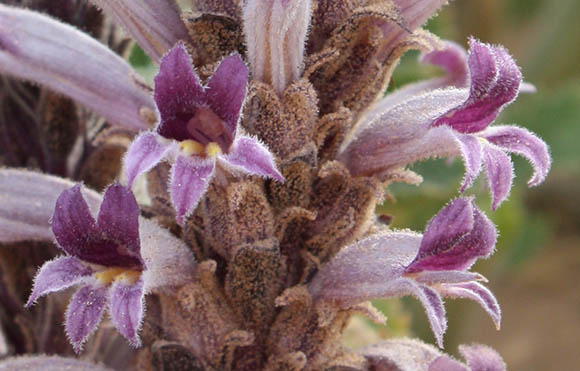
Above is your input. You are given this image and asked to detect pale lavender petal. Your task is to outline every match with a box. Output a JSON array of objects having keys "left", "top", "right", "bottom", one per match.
[
  {"left": 433, "top": 39, "right": 522, "bottom": 133},
  {"left": 481, "top": 125, "right": 551, "bottom": 186},
  {"left": 458, "top": 344, "right": 506, "bottom": 371},
  {"left": 429, "top": 355, "right": 469, "bottom": 371},
  {"left": 26, "top": 256, "right": 93, "bottom": 307},
  {"left": 339, "top": 89, "right": 468, "bottom": 176},
  {"left": 221, "top": 136, "right": 284, "bottom": 182},
  {"left": 362, "top": 339, "right": 443, "bottom": 371},
  {"left": 243, "top": 0, "right": 311, "bottom": 94},
  {"left": 124, "top": 132, "right": 172, "bottom": 187},
  {"left": 65, "top": 285, "right": 107, "bottom": 353},
  {"left": 97, "top": 184, "right": 143, "bottom": 267},
  {"left": 407, "top": 198, "right": 474, "bottom": 273},
  {"left": 394, "top": 0, "right": 449, "bottom": 30},
  {"left": 440, "top": 282, "right": 501, "bottom": 330},
  {"left": 90, "top": 0, "right": 190, "bottom": 63},
  {"left": 51, "top": 185, "right": 99, "bottom": 258},
  {"left": 206, "top": 53, "right": 248, "bottom": 139},
  {"left": 482, "top": 143, "right": 514, "bottom": 210},
  {"left": 455, "top": 134, "right": 484, "bottom": 191},
  {"left": 0, "top": 355, "right": 114, "bottom": 371},
  {"left": 155, "top": 43, "right": 206, "bottom": 141},
  {"left": 0, "top": 170, "right": 101, "bottom": 243},
  {"left": 0, "top": 5, "right": 154, "bottom": 131},
  {"left": 415, "top": 270, "right": 485, "bottom": 285},
  {"left": 407, "top": 281, "right": 447, "bottom": 348},
  {"left": 308, "top": 232, "right": 422, "bottom": 305},
  {"left": 109, "top": 278, "right": 145, "bottom": 346},
  {"left": 422, "top": 41, "right": 469, "bottom": 87},
  {"left": 170, "top": 155, "right": 215, "bottom": 225},
  {"left": 519, "top": 81, "right": 537, "bottom": 94}
]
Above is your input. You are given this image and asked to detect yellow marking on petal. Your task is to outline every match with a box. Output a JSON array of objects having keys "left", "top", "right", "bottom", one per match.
[
  {"left": 478, "top": 137, "right": 489, "bottom": 145},
  {"left": 95, "top": 268, "right": 141, "bottom": 285},
  {"left": 181, "top": 140, "right": 205, "bottom": 156},
  {"left": 206, "top": 142, "right": 222, "bottom": 157}
]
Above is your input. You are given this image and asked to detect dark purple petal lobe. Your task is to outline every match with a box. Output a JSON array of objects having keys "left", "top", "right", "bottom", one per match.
[
  {"left": 433, "top": 39, "right": 522, "bottom": 134},
  {"left": 482, "top": 143, "right": 514, "bottom": 210},
  {"left": 51, "top": 185, "right": 99, "bottom": 258},
  {"left": 407, "top": 198, "right": 474, "bottom": 273},
  {"left": 207, "top": 53, "right": 248, "bottom": 139},
  {"left": 109, "top": 278, "right": 145, "bottom": 346},
  {"left": 124, "top": 132, "right": 172, "bottom": 187},
  {"left": 170, "top": 156, "right": 215, "bottom": 225},
  {"left": 65, "top": 285, "right": 107, "bottom": 353},
  {"left": 26, "top": 256, "right": 93, "bottom": 307},
  {"left": 458, "top": 344, "right": 506, "bottom": 371},
  {"left": 222, "top": 136, "right": 284, "bottom": 182},
  {"left": 440, "top": 281, "right": 501, "bottom": 330},
  {"left": 155, "top": 43, "right": 206, "bottom": 141},
  {"left": 482, "top": 125, "right": 551, "bottom": 186},
  {"left": 97, "top": 184, "right": 143, "bottom": 267},
  {"left": 422, "top": 41, "right": 469, "bottom": 87},
  {"left": 455, "top": 134, "right": 483, "bottom": 191}
]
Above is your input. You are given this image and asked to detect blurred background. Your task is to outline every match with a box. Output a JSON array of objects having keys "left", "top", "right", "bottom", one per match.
[{"left": 129, "top": 0, "right": 580, "bottom": 369}]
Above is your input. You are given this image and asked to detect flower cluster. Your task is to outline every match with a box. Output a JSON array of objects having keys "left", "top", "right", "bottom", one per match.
[{"left": 0, "top": 0, "right": 552, "bottom": 370}]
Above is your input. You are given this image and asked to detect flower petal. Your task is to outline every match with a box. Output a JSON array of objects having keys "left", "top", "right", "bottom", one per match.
[
  {"left": 51, "top": 185, "right": 99, "bottom": 257},
  {"left": 458, "top": 344, "right": 506, "bottom": 371},
  {"left": 109, "top": 277, "right": 145, "bottom": 346},
  {"left": 124, "top": 132, "right": 172, "bottom": 188},
  {"left": 421, "top": 41, "right": 470, "bottom": 87},
  {"left": 361, "top": 339, "right": 443, "bottom": 371},
  {"left": 0, "top": 5, "right": 154, "bottom": 131},
  {"left": 439, "top": 281, "right": 501, "bottom": 330},
  {"left": 429, "top": 355, "right": 469, "bottom": 371},
  {"left": 433, "top": 39, "right": 522, "bottom": 133},
  {"left": 481, "top": 125, "right": 551, "bottom": 187},
  {"left": 155, "top": 43, "right": 206, "bottom": 141},
  {"left": 90, "top": 0, "right": 190, "bottom": 63},
  {"left": 414, "top": 270, "right": 486, "bottom": 285},
  {"left": 26, "top": 256, "right": 93, "bottom": 307},
  {"left": 0, "top": 355, "right": 114, "bottom": 371},
  {"left": 221, "top": 136, "right": 284, "bottom": 182},
  {"left": 308, "top": 231, "right": 422, "bottom": 305},
  {"left": 97, "top": 184, "right": 143, "bottom": 267},
  {"left": 206, "top": 53, "right": 248, "bottom": 139},
  {"left": 170, "top": 155, "right": 215, "bottom": 225},
  {"left": 0, "top": 170, "right": 101, "bottom": 243},
  {"left": 406, "top": 198, "right": 475, "bottom": 273},
  {"left": 482, "top": 143, "right": 514, "bottom": 210},
  {"left": 65, "top": 285, "right": 108, "bottom": 353},
  {"left": 404, "top": 281, "right": 447, "bottom": 348},
  {"left": 455, "top": 134, "right": 484, "bottom": 191}
]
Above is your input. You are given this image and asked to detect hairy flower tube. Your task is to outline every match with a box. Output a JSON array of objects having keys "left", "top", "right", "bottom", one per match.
[{"left": 124, "top": 43, "right": 284, "bottom": 224}]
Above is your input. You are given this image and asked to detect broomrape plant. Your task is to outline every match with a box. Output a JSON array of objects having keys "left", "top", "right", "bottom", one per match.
[{"left": 0, "top": 0, "right": 551, "bottom": 370}]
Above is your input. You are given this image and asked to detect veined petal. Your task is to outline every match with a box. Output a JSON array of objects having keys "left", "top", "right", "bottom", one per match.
[
  {"left": 26, "top": 256, "right": 93, "bottom": 307},
  {"left": 440, "top": 281, "right": 501, "bottom": 330},
  {"left": 221, "top": 136, "right": 284, "bottom": 182},
  {"left": 90, "top": 0, "right": 190, "bottom": 63},
  {"left": 308, "top": 231, "right": 422, "bottom": 305},
  {"left": 155, "top": 43, "right": 206, "bottom": 141},
  {"left": 0, "top": 5, "right": 154, "bottom": 131},
  {"left": 109, "top": 277, "right": 145, "bottom": 346},
  {"left": 482, "top": 143, "right": 514, "bottom": 210},
  {"left": 0, "top": 170, "right": 101, "bottom": 243},
  {"left": 170, "top": 155, "right": 215, "bottom": 225},
  {"left": 51, "top": 185, "right": 99, "bottom": 257},
  {"left": 458, "top": 344, "right": 507, "bottom": 371},
  {"left": 124, "top": 132, "right": 173, "bottom": 187},
  {"left": 243, "top": 0, "right": 311, "bottom": 94},
  {"left": 433, "top": 39, "right": 522, "bottom": 133},
  {"left": 481, "top": 125, "right": 551, "bottom": 186},
  {"left": 455, "top": 134, "right": 484, "bottom": 191},
  {"left": 339, "top": 88, "right": 467, "bottom": 176},
  {"left": 207, "top": 53, "right": 248, "bottom": 139},
  {"left": 97, "top": 184, "right": 143, "bottom": 267},
  {"left": 394, "top": 0, "right": 449, "bottom": 30},
  {"left": 0, "top": 355, "right": 114, "bottom": 371},
  {"left": 65, "top": 285, "right": 108, "bottom": 353}
]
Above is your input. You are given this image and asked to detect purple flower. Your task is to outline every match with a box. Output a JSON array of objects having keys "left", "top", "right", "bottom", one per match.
[
  {"left": 124, "top": 43, "right": 284, "bottom": 224},
  {"left": 339, "top": 38, "right": 551, "bottom": 210},
  {"left": 309, "top": 198, "right": 500, "bottom": 347},
  {"left": 26, "top": 183, "right": 147, "bottom": 352}
]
